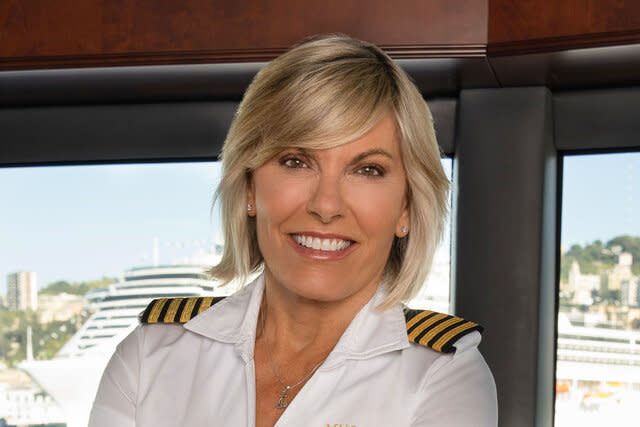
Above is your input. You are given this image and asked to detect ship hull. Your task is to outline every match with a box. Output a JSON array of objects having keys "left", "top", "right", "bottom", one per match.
[{"left": 20, "top": 355, "right": 112, "bottom": 427}]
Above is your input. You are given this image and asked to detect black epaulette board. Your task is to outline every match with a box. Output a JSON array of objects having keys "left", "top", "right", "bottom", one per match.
[
  {"left": 139, "top": 296, "right": 225, "bottom": 324},
  {"left": 140, "top": 297, "right": 482, "bottom": 354},
  {"left": 404, "top": 308, "right": 483, "bottom": 353}
]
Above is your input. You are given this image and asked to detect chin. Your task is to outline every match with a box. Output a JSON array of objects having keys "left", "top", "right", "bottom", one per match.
[
  {"left": 287, "top": 279, "right": 347, "bottom": 302},
  {"left": 281, "top": 270, "right": 374, "bottom": 304},
  {"left": 264, "top": 261, "right": 381, "bottom": 305}
]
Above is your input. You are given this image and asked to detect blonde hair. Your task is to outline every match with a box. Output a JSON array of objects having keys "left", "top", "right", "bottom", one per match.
[{"left": 209, "top": 35, "right": 449, "bottom": 309}]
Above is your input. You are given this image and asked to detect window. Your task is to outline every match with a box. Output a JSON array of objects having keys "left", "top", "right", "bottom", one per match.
[
  {"left": 1, "top": 158, "right": 453, "bottom": 426},
  {"left": 407, "top": 158, "right": 453, "bottom": 313},
  {"left": 555, "top": 152, "right": 640, "bottom": 426},
  {"left": 0, "top": 161, "right": 225, "bottom": 427}
]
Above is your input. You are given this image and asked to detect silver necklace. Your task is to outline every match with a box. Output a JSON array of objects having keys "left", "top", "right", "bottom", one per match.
[{"left": 261, "top": 312, "right": 326, "bottom": 409}]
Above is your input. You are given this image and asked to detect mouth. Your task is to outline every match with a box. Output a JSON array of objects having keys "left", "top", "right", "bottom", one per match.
[{"left": 291, "top": 233, "right": 355, "bottom": 252}]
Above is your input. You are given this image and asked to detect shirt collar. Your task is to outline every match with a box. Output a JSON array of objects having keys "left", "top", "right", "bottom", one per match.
[
  {"left": 183, "top": 273, "right": 410, "bottom": 367},
  {"left": 320, "top": 284, "right": 410, "bottom": 370},
  {"left": 184, "top": 274, "right": 265, "bottom": 362}
]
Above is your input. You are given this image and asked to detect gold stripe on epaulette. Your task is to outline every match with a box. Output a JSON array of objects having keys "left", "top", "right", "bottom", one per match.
[
  {"left": 198, "top": 296, "right": 214, "bottom": 314},
  {"left": 408, "top": 312, "right": 448, "bottom": 342},
  {"left": 406, "top": 310, "right": 433, "bottom": 330},
  {"left": 418, "top": 316, "right": 461, "bottom": 347},
  {"left": 179, "top": 297, "right": 199, "bottom": 323},
  {"left": 163, "top": 298, "right": 182, "bottom": 323},
  {"left": 432, "top": 321, "right": 478, "bottom": 352},
  {"left": 147, "top": 298, "right": 168, "bottom": 323},
  {"left": 404, "top": 308, "right": 483, "bottom": 353}
]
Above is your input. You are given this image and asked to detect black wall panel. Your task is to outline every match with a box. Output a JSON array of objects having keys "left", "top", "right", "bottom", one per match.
[
  {"left": 455, "top": 87, "right": 557, "bottom": 427},
  {"left": 555, "top": 88, "right": 640, "bottom": 152},
  {"left": 0, "top": 102, "right": 237, "bottom": 165},
  {"left": 0, "top": 99, "right": 455, "bottom": 166}
]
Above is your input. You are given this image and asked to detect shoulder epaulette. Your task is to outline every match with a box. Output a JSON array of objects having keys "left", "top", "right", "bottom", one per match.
[
  {"left": 139, "top": 296, "right": 225, "bottom": 324},
  {"left": 404, "top": 309, "right": 483, "bottom": 353}
]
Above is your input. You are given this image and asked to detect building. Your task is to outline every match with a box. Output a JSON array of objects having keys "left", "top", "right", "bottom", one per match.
[
  {"left": 38, "top": 293, "right": 85, "bottom": 323},
  {"left": 567, "top": 261, "right": 601, "bottom": 306},
  {"left": 7, "top": 271, "right": 38, "bottom": 311},
  {"left": 608, "top": 252, "right": 634, "bottom": 292},
  {"left": 0, "top": 383, "right": 65, "bottom": 426},
  {"left": 621, "top": 278, "right": 639, "bottom": 307},
  {"left": 609, "top": 253, "right": 637, "bottom": 306}
]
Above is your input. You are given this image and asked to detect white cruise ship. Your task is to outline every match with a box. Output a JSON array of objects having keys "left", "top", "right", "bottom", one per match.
[
  {"left": 556, "top": 313, "right": 640, "bottom": 384},
  {"left": 20, "top": 264, "right": 240, "bottom": 427},
  {"left": 555, "top": 313, "right": 640, "bottom": 426}
]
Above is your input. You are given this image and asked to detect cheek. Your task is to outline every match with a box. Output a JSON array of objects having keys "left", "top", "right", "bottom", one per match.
[
  {"left": 347, "top": 182, "right": 406, "bottom": 237},
  {"left": 254, "top": 175, "right": 309, "bottom": 235}
]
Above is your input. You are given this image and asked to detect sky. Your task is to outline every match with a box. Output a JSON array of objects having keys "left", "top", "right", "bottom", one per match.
[
  {"left": 561, "top": 152, "right": 639, "bottom": 249},
  {"left": 0, "top": 152, "right": 638, "bottom": 294},
  {"left": 0, "top": 162, "right": 223, "bottom": 294}
]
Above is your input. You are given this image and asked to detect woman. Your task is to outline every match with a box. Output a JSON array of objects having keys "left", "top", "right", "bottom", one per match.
[{"left": 89, "top": 35, "right": 497, "bottom": 427}]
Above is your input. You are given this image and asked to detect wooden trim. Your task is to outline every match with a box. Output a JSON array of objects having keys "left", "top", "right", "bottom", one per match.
[
  {"left": 0, "top": 0, "right": 487, "bottom": 71},
  {"left": 489, "top": 29, "right": 640, "bottom": 56},
  {"left": 384, "top": 44, "right": 486, "bottom": 59},
  {"left": 0, "top": 45, "right": 487, "bottom": 71}
]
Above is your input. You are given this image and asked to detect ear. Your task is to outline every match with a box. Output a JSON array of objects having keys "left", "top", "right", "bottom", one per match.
[
  {"left": 394, "top": 201, "right": 410, "bottom": 238},
  {"left": 247, "top": 172, "right": 256, "bottom": 217}
]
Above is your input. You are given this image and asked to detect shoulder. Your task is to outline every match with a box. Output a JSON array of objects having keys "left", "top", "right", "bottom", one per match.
[
  {"left": 139, "top": 296, "right": 226, "bottom": 324},
  {"left": 410, "top": 342, "right": 497, "bottom": 426},
  {"left": 111, "top": 297, "right": 228, "bottom": 364},
  {"left": 131, "top": 296, "right": 227, "bottom": 355},
  {"left": 403, "top": 308, "right": 483, "bottom": 353},
  {"left": 401, "top": 309, "right": 497, "bottom": 425}
]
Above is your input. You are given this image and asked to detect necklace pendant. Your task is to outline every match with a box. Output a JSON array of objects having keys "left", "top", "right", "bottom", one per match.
[{"left": 276, "top": 385, "right": 291, "bottom": 409}]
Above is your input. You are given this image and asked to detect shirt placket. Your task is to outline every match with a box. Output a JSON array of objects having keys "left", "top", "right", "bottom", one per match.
[{"left": 245, "top": 358, "right": 257, "bottom": 427}]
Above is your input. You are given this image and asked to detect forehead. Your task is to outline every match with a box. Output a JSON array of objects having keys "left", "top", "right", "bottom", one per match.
[{"left": 310, "top": 113, "right": 400, "bottom": 158}]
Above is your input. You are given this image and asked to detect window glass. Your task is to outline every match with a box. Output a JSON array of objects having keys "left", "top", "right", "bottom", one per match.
[
  {"left": 0, "top": 162, "right": 226, "bottom": 427},
  {"left": 407, "top": 158, "right": 453, "bottom": 313},
  {"left": 0, "top": 158, "right": 453, "bottom": 426},
  {"left": 555, "top": 152, "right": 640, "bottom": 426}
]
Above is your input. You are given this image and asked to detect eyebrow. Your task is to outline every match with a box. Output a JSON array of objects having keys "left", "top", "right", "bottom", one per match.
[
  {"left": 283, "top": 147, "right": 394, "bottom": 165},
  {"left": 348, "top": 149, "right": 394, "bottom": 166}
]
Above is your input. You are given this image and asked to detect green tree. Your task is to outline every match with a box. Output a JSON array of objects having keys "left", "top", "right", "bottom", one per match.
[
  {"left": 40, "top": 277, "right": 116, "bottom": 296},
  {"left": 0, "top": 308, "right": 85, "bottom": 366},
  {"left": 38, "top": 280, "right": 72, "bottom": 295},
  {"left": 561, "top": 236, "right": 640, "bottom": 279},
  {"left": 607, "top": 235, "right": 640, "bottom": 275}
]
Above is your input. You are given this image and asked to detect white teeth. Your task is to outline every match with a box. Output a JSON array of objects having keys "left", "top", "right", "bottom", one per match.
[
  {"left": 337, "top": 240, "right": 350, "bottom": 250},
  {"left": 293, "top": 234, "right": 352, "bottom": 252}
]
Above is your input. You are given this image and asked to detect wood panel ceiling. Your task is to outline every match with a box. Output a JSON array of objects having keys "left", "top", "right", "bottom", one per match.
[{"left": 2, "top": 1, "right": 640, "bottom": 91}]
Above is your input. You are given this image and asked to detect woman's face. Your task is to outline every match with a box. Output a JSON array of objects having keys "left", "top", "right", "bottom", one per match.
[{"left": 249, "top": 113, "right": 409, "bottom": 305}]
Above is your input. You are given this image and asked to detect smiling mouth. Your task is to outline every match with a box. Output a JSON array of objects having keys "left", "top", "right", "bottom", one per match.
[{"left": 291, "top": 234, "right": 354, "bottom": 252}]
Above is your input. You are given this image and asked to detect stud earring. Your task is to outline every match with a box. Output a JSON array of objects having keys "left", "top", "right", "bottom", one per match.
[
  {"left": 401, "top": 226, "right": 408, "bottom": 234},
  {"left": 247, "top": 203, "right": 253, "bottom": 212}
]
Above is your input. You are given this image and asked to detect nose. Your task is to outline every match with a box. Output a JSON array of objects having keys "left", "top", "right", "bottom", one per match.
[{"left": 306, "top": 174, "right": 345, "bottom": 223}]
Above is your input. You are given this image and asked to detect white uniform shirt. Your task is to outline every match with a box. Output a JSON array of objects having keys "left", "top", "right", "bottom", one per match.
[{"left": 89, "top": 275, "right": 497, "bottom": 427}]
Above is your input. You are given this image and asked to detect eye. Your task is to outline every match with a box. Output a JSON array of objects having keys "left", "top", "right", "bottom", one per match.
[
  {"left": 357, "top": 165, "right": 384, "bottom": 177},
  {"left": 280, "top": 156, "right": 308, "bottom": 169}
]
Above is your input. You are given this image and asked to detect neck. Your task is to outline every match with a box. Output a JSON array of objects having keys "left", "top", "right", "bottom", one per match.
[{"left": 260, "top": 271, "right": 379, "bottom": 355}]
